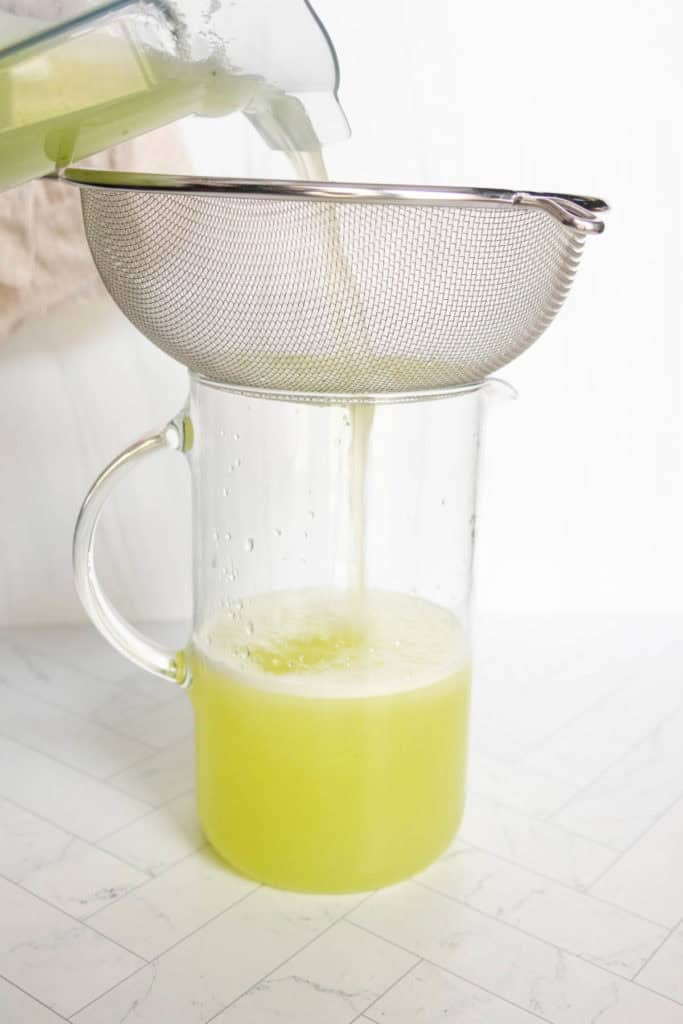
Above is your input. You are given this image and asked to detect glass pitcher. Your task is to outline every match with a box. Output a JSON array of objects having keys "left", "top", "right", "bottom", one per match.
[
  {"left": 74, "top": 376, "right": 501, "bottom": 893},
  {"left": 0, "top": 0, "right": 348, "bottom": 191}
]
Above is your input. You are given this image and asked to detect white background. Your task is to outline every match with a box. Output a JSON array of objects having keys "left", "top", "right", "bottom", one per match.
[{"left": 0, "top": 0, "right": 681, "bottom": 625}]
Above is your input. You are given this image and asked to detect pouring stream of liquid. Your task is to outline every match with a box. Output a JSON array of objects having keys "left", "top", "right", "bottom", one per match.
[{"left": 286, "top": 148, "right": 375, "bottom": 598}]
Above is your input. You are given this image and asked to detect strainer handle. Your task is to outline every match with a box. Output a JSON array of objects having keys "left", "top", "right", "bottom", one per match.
[{"left": 73, "top": 420, "right": 190, "bottom": 688}]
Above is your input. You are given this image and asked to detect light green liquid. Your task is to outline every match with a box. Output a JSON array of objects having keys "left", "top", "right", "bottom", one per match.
[
  {"left": 0, "top": 13, "right": 316, "bottom": 191},
  {"left": 191, "top": 588, "right": 471, "bottom": 892}
]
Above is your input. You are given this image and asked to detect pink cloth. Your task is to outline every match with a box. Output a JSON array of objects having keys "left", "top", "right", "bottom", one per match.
[{"left": 0, "top": 131, "right": 190, "bottom": 340}]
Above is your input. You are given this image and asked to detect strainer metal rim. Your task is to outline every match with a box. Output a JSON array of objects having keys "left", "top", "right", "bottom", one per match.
[{"left": 60, "top": 168, "right": 607, "bottom": 234}]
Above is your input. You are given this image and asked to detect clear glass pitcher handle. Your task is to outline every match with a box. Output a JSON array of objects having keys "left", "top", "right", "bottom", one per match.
[{"left": 73, "top": 418, "right": 190, "bottom": 687}]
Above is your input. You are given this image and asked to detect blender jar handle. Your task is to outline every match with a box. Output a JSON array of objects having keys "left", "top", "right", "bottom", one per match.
[{"left": 73, "top": 418, "right": 190, "bottom": 687}]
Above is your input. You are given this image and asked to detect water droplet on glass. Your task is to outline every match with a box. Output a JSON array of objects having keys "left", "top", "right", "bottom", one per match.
[
  {"left": 274, "top": 527, "right": 283, "bottom": 537},
  {"left": 213, "top": 528, "right": 220, "bottom": 543},
  {"left": 440, "top": 498, "right": 446, "bottom": 507},
  {"left": 308, "top": 509, "right": 315, "bottom": 519},
  {"left": 303, "top": 531, "right": 309, "bottom": 541},
  {"left": 246, "top": 620, "right": 254, "bottom": 636},
  {"left": 233, "top": 433, "right": 240, "bottom": 441},
  {"left": 222, "top": 487, "right": 229, "bottom": 497},
  {"left": 224, "top": 531, "right": 232, "bottom": 542},
  {"left": 232, "top": 458, "right": 241, "bottom": 471},
  {"left": 244, "top": 538, "right": 254, "bottom": 552}
]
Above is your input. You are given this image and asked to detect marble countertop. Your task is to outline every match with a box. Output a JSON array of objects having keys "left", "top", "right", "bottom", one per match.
[{"left": 1, "top": 614, "right": 683, "bottom": 1024}]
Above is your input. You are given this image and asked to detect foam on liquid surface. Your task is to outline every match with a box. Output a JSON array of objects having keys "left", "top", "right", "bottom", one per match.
[{"left": 195, "top": 587, "right": 468, "bottom": 699}]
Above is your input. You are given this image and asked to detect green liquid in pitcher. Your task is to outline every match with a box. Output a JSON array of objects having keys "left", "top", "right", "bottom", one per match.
[{"left": 190, "top": 588, "right": 471, "bottom": 893}]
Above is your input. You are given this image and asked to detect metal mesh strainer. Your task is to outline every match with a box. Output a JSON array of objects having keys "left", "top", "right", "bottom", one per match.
[{"left": 65, "top": 169, "right": 606, "bottom": 395}]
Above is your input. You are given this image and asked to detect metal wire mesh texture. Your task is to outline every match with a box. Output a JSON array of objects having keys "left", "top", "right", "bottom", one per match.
[{"left": 67, "top": 170, "right": 606, "bottom": 396}]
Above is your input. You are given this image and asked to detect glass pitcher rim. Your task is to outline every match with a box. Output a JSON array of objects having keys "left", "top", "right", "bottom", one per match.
[{"left": 190, "top": 372, "right": 513, "bottom": 405}]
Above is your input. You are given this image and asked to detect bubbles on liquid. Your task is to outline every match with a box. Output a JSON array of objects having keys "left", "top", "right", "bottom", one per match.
[{"left": 244, "top": 538, "right": 255, "bottom": 552}]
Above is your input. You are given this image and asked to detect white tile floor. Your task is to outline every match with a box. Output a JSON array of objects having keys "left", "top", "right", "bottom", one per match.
[{"left": 0, "top": 614, "right": 682, "bottom": 1023}]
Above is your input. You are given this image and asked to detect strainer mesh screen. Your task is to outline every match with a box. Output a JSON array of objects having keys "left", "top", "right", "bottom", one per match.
[{"left": 80, "top": 189, "right": 584, "bottom": 393}]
